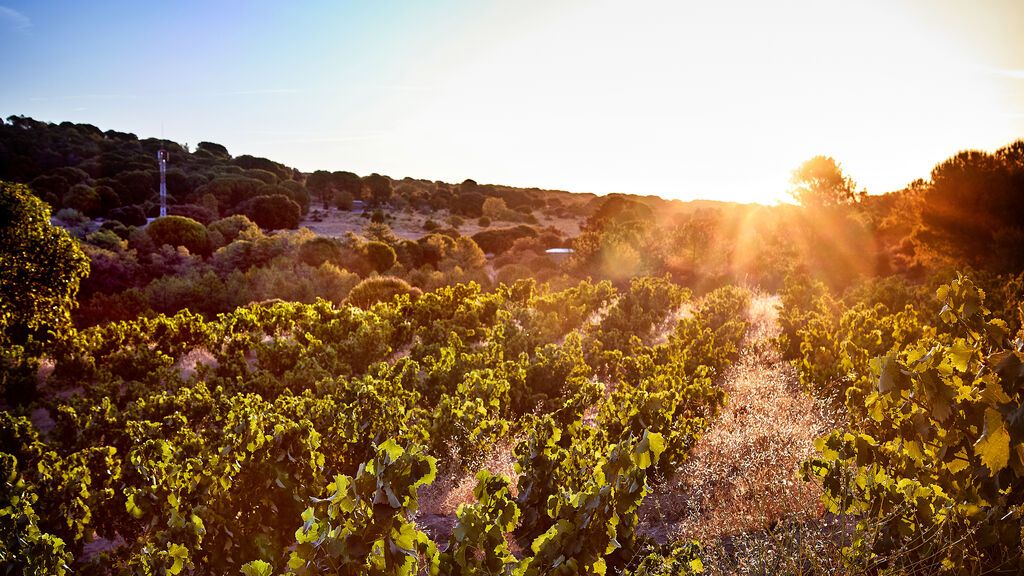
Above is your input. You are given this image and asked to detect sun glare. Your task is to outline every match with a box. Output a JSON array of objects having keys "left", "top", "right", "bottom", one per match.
[{"left": 363, "top": 1, "right": 1015, "bottom": 203}]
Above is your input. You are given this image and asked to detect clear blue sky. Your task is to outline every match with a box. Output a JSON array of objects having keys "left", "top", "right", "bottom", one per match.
[{"left": 2, "top": 1, "right": 1023, "bottom": 202}]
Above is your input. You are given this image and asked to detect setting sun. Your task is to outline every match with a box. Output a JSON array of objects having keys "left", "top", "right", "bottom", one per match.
[{"left": 2, "top": 0, "right": 1021, "bottom": 203}]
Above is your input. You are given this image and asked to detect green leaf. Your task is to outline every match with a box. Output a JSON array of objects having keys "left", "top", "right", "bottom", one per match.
[
  {"left": 167, "top": 543, "right": 188, "bottom": 575},
  {"left": 645, "top": 431, "right": 666, "bottom": 467},
  {"left": 975, "top": 408, "right": 1010, "bottom": 476},
  {"left": 379, "top": 439, "right": 405, "bottom": 462},
  {"left": 948, "top": 340, "right": 972, "bottom": 373},
  {"left": 876, "top": 353, "right": 901, "bottom": 394},
  {"left": 391, "top": 522, "right": 419, "bottom": 555},
  {"left": 125, "top": 493, "right": 144, "bottom": 519},
  {"left": 240, "top": 559, "right": 274, "bottom": 576}
]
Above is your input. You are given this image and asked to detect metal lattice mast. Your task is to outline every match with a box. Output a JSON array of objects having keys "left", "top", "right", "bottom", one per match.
[{"left": 157, "top": 148, "right": 168, "bottom": 217}]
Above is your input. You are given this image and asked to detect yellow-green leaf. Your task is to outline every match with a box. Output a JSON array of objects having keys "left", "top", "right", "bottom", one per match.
[
  {"left": 975, "top": 408, "right": 1010, "bottom": 475},
  {"left": 240, "top": 559, "right": 273, "bottom": 576},
  {"left": 948, "top": 340, "right": 972, "bottom": 372}
]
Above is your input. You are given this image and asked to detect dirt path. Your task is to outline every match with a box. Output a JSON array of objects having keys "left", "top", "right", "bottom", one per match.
[{"left": 639, "top": 294, "right": 840, "bottom": 543}]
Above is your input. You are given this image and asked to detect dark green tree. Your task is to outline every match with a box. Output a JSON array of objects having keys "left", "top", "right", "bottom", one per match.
[
  {"left": 240, "top": 194, "right": 302, "bottom": 230},
  {"left": 146, "top": 216, "right": 211, "bottom": 256},
  {"left": 362, "top": 173, "right": 393, "bottom": 206}
]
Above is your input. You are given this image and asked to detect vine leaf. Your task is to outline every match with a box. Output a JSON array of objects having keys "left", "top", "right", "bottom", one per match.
[
  {"left": 975, "top": 408, "right": 1010, "bottom": 476},
  {"left": 948, "top": 340, "right": 972, "bottom": 372},
  {"left": 240, "top": 559, "right": 273, "bottom": 576}
]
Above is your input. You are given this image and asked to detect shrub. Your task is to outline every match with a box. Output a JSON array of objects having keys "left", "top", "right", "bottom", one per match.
[
  {"left": 335, "top": 190, "right": 354, "bottom": 210},
  {"left": 62, "top": 184, "right": 101, "bottom": 216},
  {"left": 345, "top": 275, "right": 421, "bottom": 308},
  {"left": 478, "top": 216, "right": 491, "bottom": 228},
  {"left": 84, "top": 229, "right": 126, "bottom": 252},
  {"left": 208, "top": 214, "right": 260, "bottom": 244},
  {"left": 99, "top": 219, "right": 130, "bottom": 239},
  {"left": 145, "top": 215, "right": 211, "bottom": 256},
  {"left": 298, "top": 236, "right": 345, "bottom": 268},
  {"left": 239, "top": 194, "right": 302, "bottom": 230},
  {"left": 363, "top": 241, "right": 397, "bottom": 273},
  {"left": 168, "top": 203, "right": 218, "bottom": 225},
  {"left": 471, "top": 225, "right": 539, "bottom": 255},
  {"left": 109, "top": 205, "right": 147, "bottom": 226},
  {"left": 54, "top": 208, "right": 88, "bottom": 227}
]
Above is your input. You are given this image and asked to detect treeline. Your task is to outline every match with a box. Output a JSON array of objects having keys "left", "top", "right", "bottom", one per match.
[
  {"left": 0, "top": 115, "right": 591, "bottom": 229},
  {"left": 569, "top": 142, "right": 1024, "bottom": 293}
]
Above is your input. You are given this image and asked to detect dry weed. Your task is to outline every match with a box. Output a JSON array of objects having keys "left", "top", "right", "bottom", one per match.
[{"left": 640, "top": 293, "right": 842, "bottom": 550}]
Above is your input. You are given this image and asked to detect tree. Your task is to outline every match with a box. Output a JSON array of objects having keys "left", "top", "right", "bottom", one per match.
[
  {"left": 917, "top": 148, "right": 1023, "bottom": 269},
  {"left": 298, "top": 237, "right": 345, "bottom": 268},
  {"left": 363, "top": 241, "right": 397, "bottom": 273},
  {"left": 196, "top": 141, "right": 230, "bottom": 158},
  {"left": 362, "top": 173, "right": 393, "bottom": 206},
  {"left": 239, "top": 194, "right": 302, "bottom": 230},
  {"left": 788, "top": 156, "right": 863, "bottom": 208},
  {"left": 1, "top": 181, "right": 90, "bottom": 404},
  {"left": 306, "top": 170, "right": 335, "bottom": 209},
  {"left": 146, "top": 215, "right": 211, "bottom": 256},
  {"left": 1, "top": 181, "right": 90, "bottom": 349}
]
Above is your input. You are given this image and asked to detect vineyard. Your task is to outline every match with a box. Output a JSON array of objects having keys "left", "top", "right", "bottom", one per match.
[
  {"left": 2, "top": 121, "right": 1024, "bottom": 574},
  {"left": 5, "top": 259, "right": 1024, "bottom": 574},
  {"left": 3, "top": 272, "right": 750, "bottom": 574}
]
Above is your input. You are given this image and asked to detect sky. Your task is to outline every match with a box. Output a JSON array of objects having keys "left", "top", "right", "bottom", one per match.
[{"left": 1, "top": 0, "right": 1022, "bottom": 204}]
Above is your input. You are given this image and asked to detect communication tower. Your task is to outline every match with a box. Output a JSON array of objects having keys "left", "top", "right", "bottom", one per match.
[{"left": 157, "top": 148, "right": 169, "bottom": 217}]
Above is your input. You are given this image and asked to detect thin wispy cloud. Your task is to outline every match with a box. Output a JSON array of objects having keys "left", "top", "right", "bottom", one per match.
[
  {"left": 222, "top": 88, "right": 300, "bottom": 96},
  {"left": 0, "top": 5, "right": 30, "bottom": 31},
  {"left": 375, "top": 84, "right": 433, "bottom": 92},
  {"left": 29, "top": 93, "right": 138, "bottom": 102}
]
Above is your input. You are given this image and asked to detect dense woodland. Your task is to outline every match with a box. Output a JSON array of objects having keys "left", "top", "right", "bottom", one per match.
[{"left": 2, "top": 115, "right": 1024, "bottom": 574}]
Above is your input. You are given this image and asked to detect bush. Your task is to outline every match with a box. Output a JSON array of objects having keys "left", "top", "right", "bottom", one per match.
[
  {"left": 345, "top": 275, "right": 421, "bottom": 308},
  {"left": 363, "top": 241, "right": 397, "bottom": 273},
  {"left": 208, "top": 214, "right": 260, "bottom": 244},
  {"left": 298, "top": 236, "right": 345, "bottom": 268},
  {"left": 109, "top": 205, "right": 147, "bottom": 226},
  {"left": 168, "top": 203, "right": 218, "bottom": 225},
  {"left": 423, "top": 219, "right": 439, "bottom": 231},
  {"left": 99, "top": 219, "right": 130, "bottom": 239},
  {"left": 85, "top": 229, "right": 126, "bottom": 252},
  {"left": 471, "top": 225, "right": 539, "bottom": 255},
  {"left": 335, "top": 190, "right": 354, "bottom": 211},
  {"left": 62, "top": 184, "right": 101, "bottom": 216},
  {"left": 239, "top": 194, "right": 302, "bottom": 230},
  {"left": 478, "top": 216, "right": 491, "bottom": 228},
  {"left": 54, "top": 208, "right": 88, "bottom": 227},
  {"left": 145, "top": 215, "right": 211, "bottom": 256}
]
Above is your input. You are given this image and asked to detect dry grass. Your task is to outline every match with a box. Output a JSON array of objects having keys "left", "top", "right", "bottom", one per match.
[
  {"left": 639, "top": 294, "right": 842, "bottom": 546},
  {"left": 299, "top": 206, "right": 582, "bottom": 241},
  {"left": 172, "top": 347, "right": 218, "bottom": 380},
  {"left": 417, "top": 436, "right": 520, "bottom": 543}
]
